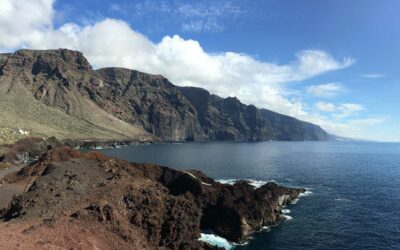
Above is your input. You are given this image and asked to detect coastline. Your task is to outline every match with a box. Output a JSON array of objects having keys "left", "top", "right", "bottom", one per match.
[{"left": 0, "top": 137, "right": 307, "bottom": 249}]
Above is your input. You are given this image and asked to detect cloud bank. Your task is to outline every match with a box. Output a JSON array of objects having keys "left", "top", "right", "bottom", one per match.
[{"left": 1, "top": 0, "right": 381, "bottom": 139}]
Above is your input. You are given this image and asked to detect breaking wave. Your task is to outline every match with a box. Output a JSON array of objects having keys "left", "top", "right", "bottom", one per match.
[
  {"left": 216, "top": 178, "right": 275, "bottom": 189},
  {"left": 199, "top": 233, "right": 234, "bottom": 250}
]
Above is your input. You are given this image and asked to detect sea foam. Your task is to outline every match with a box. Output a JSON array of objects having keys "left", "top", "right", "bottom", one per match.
[
  {"left": 217, "top": 178, "right": 275, "bottom": 189},
  {"left": 198, "top": 233, "right": 234, "bottom": 249},
  {"left": 282, "top": 214, "right": 293, "bottom": 220},
  {"left": 299, "top": 189, "right": 313, "bottom": 197},
  {"left": 292, "top": 188, "right": 313, "bottom": 204}
]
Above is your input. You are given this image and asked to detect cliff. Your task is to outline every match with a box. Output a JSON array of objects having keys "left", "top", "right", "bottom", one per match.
[
  {"left": 179, "top": 87, "right": 329, "bottom": 141},
  {"left": 0, "top": 49, "right": 330, "bottom": 143}
]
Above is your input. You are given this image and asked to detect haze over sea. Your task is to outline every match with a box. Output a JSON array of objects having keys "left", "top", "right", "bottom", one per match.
[{"left": 96, "top": 141, "right": 400, "bottom": 250}]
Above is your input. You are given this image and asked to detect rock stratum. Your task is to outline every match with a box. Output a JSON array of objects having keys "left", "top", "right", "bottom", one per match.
[
  {"left": 0, "top": 138, "right": 304, "bottom": 249},
  {"left": 0, "top": 49, "right": 330, "bottom": 144}
]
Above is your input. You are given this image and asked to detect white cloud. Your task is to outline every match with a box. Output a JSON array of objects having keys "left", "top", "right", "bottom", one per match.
[
  {"left": 315, "top": 102, "right": 336, "bottom": 112},
  {"left": 110, "top": 4, "right": 124, "bottom": 13},
  {"left": 339, "top": 103, "right": 364, "bottom": 112},
  {"left": 110, "top": 1, "right": 244, "bottom": 32},
  {"left": 176, "top": 2, "right": 244, "bottom": 18},
  {"left": 314, "top": 101, "right": 364, "bottom": 118},
  {"left": 176, "top": 1, "right": 244, "bottom": 32},
  {"left": 346, "top": 117, "right": 384, "bottom": 126},
  {"left": 0, "top": 0, "right": 55, "bottom": 48},
  {"left": 297, "top": 52, "right": 354, "bottom": 77},
  {"left": 335, "top": 103, "right": 364, "bottom": 118},
  {"left": 361, "top": 73, "right": 385, "bottom": 78},
  {"left": 306, "top": 83, "right": 344, "bottom": 98},
  {"left": 131, "top": 0, "right": 172, "bottom": 16},
  {"left": 181, "top": 19, "right": 223, "bottom": 32},
  {"left": 1, "top": 0, "right": 372, "bottom": 138}
]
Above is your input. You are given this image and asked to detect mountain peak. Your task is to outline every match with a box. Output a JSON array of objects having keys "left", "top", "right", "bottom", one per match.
[{"left": 1, "top": 49, "right": 92, "bottom": 76}]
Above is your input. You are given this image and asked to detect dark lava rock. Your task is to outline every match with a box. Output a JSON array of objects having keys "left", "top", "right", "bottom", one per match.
[
  {"left": 0, "top": 138, "right": 305, "bottom": 248},
  {"left": 0, "top": 137, "right": 61, "bottom": 166}
]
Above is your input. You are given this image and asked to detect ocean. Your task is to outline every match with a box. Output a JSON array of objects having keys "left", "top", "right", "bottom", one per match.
[{"left": 95, "top": 141, "right": 400, "bottom": 250}]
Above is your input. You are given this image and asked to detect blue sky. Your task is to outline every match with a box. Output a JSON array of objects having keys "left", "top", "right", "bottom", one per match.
[{"left": 1, "top": 0, "right": 399, "bottom": 141}]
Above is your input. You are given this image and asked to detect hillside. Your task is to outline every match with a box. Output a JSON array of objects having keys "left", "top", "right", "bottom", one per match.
[{"left": 0, "top": 49, "right": 330, "bottom": 143}]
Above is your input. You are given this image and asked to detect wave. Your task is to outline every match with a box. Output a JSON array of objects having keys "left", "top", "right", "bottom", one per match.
[
  {"left": 282, "top": 214, "right": 293, "bottom": 220},
  {"left": 198, "top": 233, "right": 234, "bottom": 250},
  {"left": 299, "top": 189, "right": 313, "bottom": 197},
  {"left": 291, "top": 188, "right": 313, "bottom": 204},
  {"left": 334, "top": 198, "right": 351, "bottom": 202},
  {"left": 216, "top": 178, "right": 275, "bottom": 189},
  {"left": 262, "top": 226, "right": 271, "bottom": 231},
  {"left": 282, "top": 208, "right": 291, "bottom": 214}
]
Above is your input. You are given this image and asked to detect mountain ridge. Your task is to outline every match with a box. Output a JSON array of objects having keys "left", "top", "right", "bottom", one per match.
[{"left": 0, "top": 48, "right": 331, "bottom": 143}]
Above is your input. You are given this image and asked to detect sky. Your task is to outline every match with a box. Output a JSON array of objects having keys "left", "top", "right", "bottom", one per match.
[{"left": 0, "top": 0, "right": 399, "bottom": 141}]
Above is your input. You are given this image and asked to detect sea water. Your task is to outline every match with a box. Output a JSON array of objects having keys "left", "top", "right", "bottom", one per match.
[{"left": 95, "top": 141, "right": 400, "bottom": 250}]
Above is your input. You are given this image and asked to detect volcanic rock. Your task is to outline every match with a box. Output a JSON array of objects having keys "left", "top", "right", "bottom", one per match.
[{"left": 0, "top": 138, "right": 305, "bottom": 249}]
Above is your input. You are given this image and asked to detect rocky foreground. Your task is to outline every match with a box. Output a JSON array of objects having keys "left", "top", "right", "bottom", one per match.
[{"left": 0, "top": 138, "right": 304, "bottom": 249}]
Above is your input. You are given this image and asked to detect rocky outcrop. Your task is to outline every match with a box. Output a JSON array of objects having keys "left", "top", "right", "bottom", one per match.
[
  {"left": 0, "top": 49, "right": 330, "bottom": 142},
  {"left": 0, "top": 138, "right": 304, "bottom": 249}
]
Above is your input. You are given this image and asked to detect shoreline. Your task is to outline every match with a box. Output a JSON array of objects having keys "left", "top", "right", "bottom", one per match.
[
  {"left": 0, "top": 137, "right": 307, "bottom": 249},
  {"left": 1, "top": 134, "right": 340, "bottom": 150}
]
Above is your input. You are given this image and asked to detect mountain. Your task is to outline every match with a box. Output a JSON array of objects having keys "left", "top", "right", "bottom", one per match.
[
  {"left": 178, "top": 87, "right": 329, "bottom": 141},
  {"left": 0, "top": 49, "right": 330, "bottom": 143}
]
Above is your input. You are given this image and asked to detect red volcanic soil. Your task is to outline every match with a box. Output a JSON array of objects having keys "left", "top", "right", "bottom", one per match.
[{"left": 0, "top": 138, "right": 304, "bottom": 249}]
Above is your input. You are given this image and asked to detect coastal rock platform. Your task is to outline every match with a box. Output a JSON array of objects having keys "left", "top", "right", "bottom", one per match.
[{"left": 0, "top": 138, "right": 304, "bottom": 249}]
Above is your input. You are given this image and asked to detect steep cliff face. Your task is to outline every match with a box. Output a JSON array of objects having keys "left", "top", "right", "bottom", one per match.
[
  {"left": 259, "top": 109, "right": 329, "bottom": 141},
  {"left": 92, "top": 68, "right": 205, "bottom": 141},
  {"left": 0, "top": 49, "right": 330, "bottom": 142},
  {"left": 179, "top": 87, "right": 329, "bottom": 141}
]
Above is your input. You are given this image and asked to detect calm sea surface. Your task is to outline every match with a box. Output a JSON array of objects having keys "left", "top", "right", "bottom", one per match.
[{"left": 95, "top": 141, "right": 400, "bottom": 250}]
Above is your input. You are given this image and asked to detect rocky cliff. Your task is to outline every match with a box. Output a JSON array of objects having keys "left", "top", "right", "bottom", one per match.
[
  {"left": 0, "top": 49, "right": 330, "bottom": 142},
  {"left": 0, "top": 138, "right": 304, "bottom": 249},
  {"left": 179, "top": 87, "right": 329, "bottom": 141}
]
